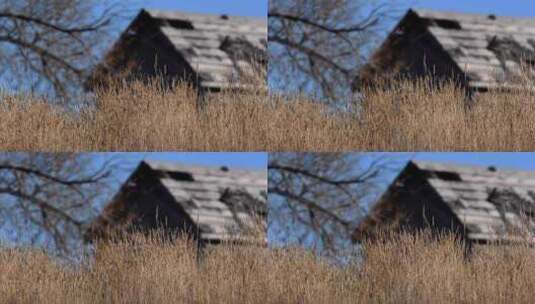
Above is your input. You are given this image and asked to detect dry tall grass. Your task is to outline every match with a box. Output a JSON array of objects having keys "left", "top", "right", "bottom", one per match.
[
  {"left": 3, "top": 232, "right": 535, "bottom": 303},
  {"left": 3, "top": 78, "right": 535, "bottom": 151}
]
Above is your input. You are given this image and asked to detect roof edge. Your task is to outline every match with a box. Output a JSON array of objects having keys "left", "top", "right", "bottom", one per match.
[
  {"left": 142, "top": 159, "right": 267, "bottom": 175},
  {"left": 144, "top": 8, "right": 267, "bottom": 22},
  {"left": 355, "top": 8, "right": 467, "bottom": 90}
]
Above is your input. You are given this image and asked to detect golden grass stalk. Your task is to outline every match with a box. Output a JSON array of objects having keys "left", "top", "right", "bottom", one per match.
[
  {"left": 3, "top": 232, "right": 535, "bottom": 303},
  {"left": 3, "top": 77, "right": 535, "bottom": 151}
]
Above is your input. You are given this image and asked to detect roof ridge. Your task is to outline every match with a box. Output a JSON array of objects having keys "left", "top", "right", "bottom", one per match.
[
  {"left": 144, "top": 8, "right": 267, "bottom": 21},
  {"left": 411, "top": 7, "right": 535, "bottom": 21},
  {"left": 410, "top": 160, "right": 535, "bottom": 176},
  {"left": 142, "top": 159, "right": 266, "bottom": 174}
]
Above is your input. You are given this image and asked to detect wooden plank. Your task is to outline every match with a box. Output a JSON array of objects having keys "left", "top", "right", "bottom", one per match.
[
  {"left": 456, "top": 213, "right": 503, "bottom": 226},
  {"left": 429, "top": 27, "right": 485, "bottom": 41},
  {"left": 458, "top": 199, "right": 497, "bottom": 211},
  {"left": 453, "top": 55, "right": 501, "bottom": 67},
  {"left": 455, "top": 208, "right": 500, "bottom": 218},
  {"left": 467, "top": 232, "right": 500, "bottom": 241}
]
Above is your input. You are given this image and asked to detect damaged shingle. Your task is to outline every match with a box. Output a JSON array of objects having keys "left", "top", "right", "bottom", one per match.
[
  {"left": 425, "top": 170, "right": 462, "bottom": 182},
  {"left": 487, "top": 188, "right": 534, "bottom": 216},
  {"left": 157, "top": 18, "right": 194, "bottom": 30},
  {"left": 220, "top": 188, "right": 267, "bottom": 216},
  {"left": 220, "top": 36, "right": 267, "bottom": 65},
  {"left": 357, "top": 9, "right": 535, "bottom": 92},
  {"left": 430, "top": 18, "right": 462, "bottom": 30},
  {"left": 354, "top": 160, "right": 535, "bottom": 244},
  {"left": 161, "top": 171, "right": 194, "bottom": 181},
  {"left": 487, "top": 36, "right": 535, "bottom": 71},
  {"left": 487, "top": 188, "right": 535, "bottom": 233},
  {"left": 89, "top": 9, "right": 267, "bottom": 92},
  {"left": 86, "top": 160, "right": 267, "bottom": 245}
]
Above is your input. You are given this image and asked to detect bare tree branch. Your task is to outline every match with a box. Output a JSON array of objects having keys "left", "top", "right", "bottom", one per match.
[
  {"left": 268, "top": 163, "right": 376, "bottom": 185},
  {"left": 269, "top": 0, "right": 397, "bottom": 103},
  {"left": 268, "top": 11, "right": 380, "bottom": 34},
  {"left": 0, "top": 164, "right": 110, "bottom": 186},
  {"left": 0, "top": 153, "right": 119, "bottom": 255},
  {"left": 268, "top": 152, "right": 396, "bottom": 257},
  {"left": 0, "top": 0, "right": 121, "bottom": 101},
  {"left": 0, "top": 11, "right": 111, "bottom": 35}
]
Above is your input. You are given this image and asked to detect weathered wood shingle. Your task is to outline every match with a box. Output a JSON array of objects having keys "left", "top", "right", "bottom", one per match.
[
  {"left": 86, "top": 160, "right": 267, "bottom": 245},
  {"left": 354, "top": 160, "right": 535, "bottom": 244},
  {"left": 358, "top": 9, "right": 535, "bottom": 91},
  {"left": 146, "top": 160, "right": 267, "bottom": 242},
  {"left": 90, "top": 9, "right": 267, "bottom": 91},
  {"left": 414, "top": 161, "right": 535, "bottom": 242},
  {"left": 147, "top": 10, "right": 267, "bottom": 89}
]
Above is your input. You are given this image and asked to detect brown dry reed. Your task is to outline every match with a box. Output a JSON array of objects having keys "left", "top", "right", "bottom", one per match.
[
  {"left": 3, "top": 77, "right": 535, "bottom": 151},
  {"left": 3, "top": 232, "right": 535, "bottom": 303}
]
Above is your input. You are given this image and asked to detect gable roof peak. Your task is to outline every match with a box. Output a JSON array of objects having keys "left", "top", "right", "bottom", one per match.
[
  {"left": 409, "top": 7, "right": 535, "bottom": 24},
  {"left": 143, "top": 8, "right": 266, "bottom": 22},
  {"left": 408, "top": 160, "right": 535, "bottom": 178}
]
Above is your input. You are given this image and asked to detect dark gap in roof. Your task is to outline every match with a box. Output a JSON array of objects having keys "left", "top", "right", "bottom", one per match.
[
  {"left": 182, "top": 199, "right": 197, "bottom": 209},
  {"left": 527, "top": 39, "right": 535, "bottom": 62},
  {"left": 160, "top": 171, "right": 194, "bottom": 181},
  {"left": 220, "top": 36, "right": 267, "bottom": 65},
  {"left": 157, "top": 18, "right": 194, "bottom": 30},
  {"left": 488, "top": 36, "right": 535, "bottom": 68},
  {"left": 202, "top": 206, "right": 224, "bottom": 212},
  {"left": 425, "top": 171, "right": 462, "bottom": 182},
  {"left": 451, "top": 47, "right": 465, "bottom": 57},
  {"left": 527, "top": 191, "right": 535, "bottom": 217},
  {"left": 488, "top": 188, "right": 535, "bottom": 221},
  {"left": 220, "top": 188, "right": 266, "bottom": 216},
  {"left": 220, "top": 14, "right": 229, "bottom": 20},
  {"left": 430, "top": 19, "right": 462, "bottom": 30},
  {"left": 198, "top": 223, "right": 214, "bottom": 233},
  {"left": 465, "top": 223, "right": 482, "bottom": 234},
  {"left": 198, "top": 72, "right": 214, "bottom": 81},
  {"left": 452, "top": 199, "right": 465, "bottom": 209}
]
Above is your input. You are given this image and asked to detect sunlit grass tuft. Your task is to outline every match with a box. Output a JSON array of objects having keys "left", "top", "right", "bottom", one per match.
[{"left": 3, "top": 77, "right": 535, "bottom": 150}]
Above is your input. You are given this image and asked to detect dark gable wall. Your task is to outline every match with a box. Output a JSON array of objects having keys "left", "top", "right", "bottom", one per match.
[
  {"left": 353, "top": 162, "right": 466, "bottom": 242},
  {"left": 85, "top": 162, "right": 198, "bottom": 242},
  {"left": 88, "top": 11, "right": 198, "bottom": 89},
  {"left": 356, "top": 11, "right": 467, "bottom": 91}
]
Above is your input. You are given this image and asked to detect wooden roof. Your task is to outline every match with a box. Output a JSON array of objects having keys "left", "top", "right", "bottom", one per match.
[
  {"left": 144, "top": 9, "right": 267, "bottom": 89},
  {"left": 359, "top": 160, "right": 535, "bottom": 243},
  {"left": 365, "top": 9, "right": 535, "bottom": 90},
  {"left": 143, "top": 160, "right": 267, "bottom": 242},
  {"left": 413, "top": 161, "right": 535, "bottom": 242},
  {"left": 88, "top": 160, "right": 267, "bottom": 244}
]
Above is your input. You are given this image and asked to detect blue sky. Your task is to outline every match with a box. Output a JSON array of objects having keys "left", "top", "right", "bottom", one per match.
[
  {"left": 125, "top": 0, "right": 266, "bottom": 18},
  {"left": 112, "top": 1, "right": 535, "bottom": 61},
  {"left": 125, "top": 0, "right": 535, "bottom": 18},
  {"left": 98, "top": 152, "right": 535, "bottom": 212},
  {"left": 111, "top": 1, "right": 267, "bottom": 43},
  {"left": 7, "top": 151, "right": 535, "bottom": 249},
  {"left": 368, "top": 152, "right": 535, "bottom": 205},
  {"left": 0, "top": 152, "right": 266, "bottom": 249},
  {"left": 408, "top": 0, "right": 535, "bottom": 17},
  {"left": 387, "top": 1, "right": 535, "bottom": 36},
  {"left": 99, "top": 152, "right": 266, "bottom": 188},
  {"left": 269, "top": 153, "right": 535, "bottom": 248},
  {"left": 107, "top": 152, "right": 267, "bottom": 170},
  {"left": 90, "top": 152, "right": 267, "bottom": 211},
  {"left": 396, "top": 152, "right": 535, "bottom": 171}
]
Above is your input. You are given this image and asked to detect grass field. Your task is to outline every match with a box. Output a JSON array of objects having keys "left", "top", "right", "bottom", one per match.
[
  {"left": 2, "top": 232, "right": 535, "bottom": 303},
  {"left": 2, "top": 78, "right": 535, "bottom": 151}
]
